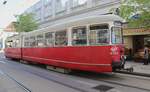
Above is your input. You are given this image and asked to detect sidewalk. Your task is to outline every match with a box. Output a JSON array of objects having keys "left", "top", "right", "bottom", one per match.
[{"left": 125, "top": 61, "right": 150, "bottom": 75}]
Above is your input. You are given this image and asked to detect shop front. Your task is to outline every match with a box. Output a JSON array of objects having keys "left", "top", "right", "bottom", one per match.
[{"left": 123, "top": 28, "right": 150, "bottom": 61}]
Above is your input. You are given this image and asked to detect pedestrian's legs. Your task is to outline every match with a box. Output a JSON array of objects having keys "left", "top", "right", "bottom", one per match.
[{"left": 143, "top": 59, "right": 147, "bottom": 65}]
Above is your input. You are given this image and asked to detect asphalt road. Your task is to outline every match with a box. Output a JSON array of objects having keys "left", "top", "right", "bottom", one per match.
[{"left": 0, "top": 53, "right": 150, "bottom": 92}]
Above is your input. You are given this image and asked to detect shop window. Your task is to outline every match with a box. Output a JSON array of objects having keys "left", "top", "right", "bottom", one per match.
[
  {"left": 45, "top": 32, "right": 54, "bottom": 47},
  {"left": 55, "top": 31, "right": 67, "bottom": 46},
  {"left": 72, "top": 27, "right": 87, "bottom": 46},
  {"left": 89, "top": 25, "right": 109, "bottom": 45}
]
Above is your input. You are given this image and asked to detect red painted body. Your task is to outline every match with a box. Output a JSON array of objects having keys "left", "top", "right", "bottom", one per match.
[
  {"left": 4, "top": 48, "right": 22, "bottom": 59},
  {"left": 4, "top": 45, "right": 124, "bottom": 73}
]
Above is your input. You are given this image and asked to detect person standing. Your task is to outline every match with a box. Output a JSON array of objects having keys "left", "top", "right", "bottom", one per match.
[{"left": 143, "top": 45, "right": 149, "bottom": 65}]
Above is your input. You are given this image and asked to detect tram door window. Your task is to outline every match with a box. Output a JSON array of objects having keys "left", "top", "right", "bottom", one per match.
[
  {"left": 89, "top": 24, "right": 109, "bottom": 45},
  {"left": 37, "top": 34, "right": 45, "bottom": 47},
  {"left": 55, "top": 31, "right": 67, "bottom": 46},
  {"left": 45, "top": 32, "right": 54, "bottom": 47},
  {"left": 72, "top": 27, "right": 87, "bottom": 46}
]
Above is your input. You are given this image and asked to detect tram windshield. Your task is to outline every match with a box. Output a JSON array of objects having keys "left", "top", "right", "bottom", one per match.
[
  {"left": 111, "top": 27, "right": 123, "bottom": 44},
  {"left": 89, "top": 24, "right": 109, "bottom": 45}
]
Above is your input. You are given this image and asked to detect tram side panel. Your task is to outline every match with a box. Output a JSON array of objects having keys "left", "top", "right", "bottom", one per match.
[
  {"left": 22, "top": 46, "right": 112, "bottom": 73},
  {"left": 4, "top": 48, "right": 22, "bottom": 59}
]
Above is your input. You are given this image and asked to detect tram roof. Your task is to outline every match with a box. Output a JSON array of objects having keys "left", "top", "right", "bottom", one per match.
[{"left": 24, "top": 14, "right": 123, "bottom": 35}]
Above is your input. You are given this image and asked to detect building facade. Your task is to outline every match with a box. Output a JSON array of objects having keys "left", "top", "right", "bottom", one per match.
[
  {"left": 25, "top": 0, "right": 122, "bottom": 28},
  {"left": 123, "top": 28, "right": 150, "bottom": 60}
]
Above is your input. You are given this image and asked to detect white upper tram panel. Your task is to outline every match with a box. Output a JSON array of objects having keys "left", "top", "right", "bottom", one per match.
[{"left": 24, "top": 14, "right": 123, "bottom": 35}]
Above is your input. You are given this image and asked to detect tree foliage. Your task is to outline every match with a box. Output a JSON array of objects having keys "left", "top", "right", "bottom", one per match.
[
  {"left": 15, "top": 13, "right": 38, "bottom": 32},
  {"left": 119, "top": 0, "right": 150, "bottom": 29}
]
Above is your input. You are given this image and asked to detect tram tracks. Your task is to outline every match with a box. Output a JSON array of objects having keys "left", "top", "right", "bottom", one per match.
[
  {"left": 71, "top": 71, "right": 150, "bottom": 92},
  {"left": 115, "top": 70, "right": 150, "bottom": 77},
  {"left": 1, "top": 59, "right": 99, "bottom": 92},
  {"left": 2, "top": 58, "right": 150, "bottom": 92},
  {"left": 0, "top": 71, "right": 31, "bottom": 92}
]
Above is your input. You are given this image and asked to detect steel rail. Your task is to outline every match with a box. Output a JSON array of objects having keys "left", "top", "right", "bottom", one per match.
[
  {"left": 3, "top": 58, "right": 150, "bottom": 92},
  {"left": 115, "top": 70, "right": 150, "bottom": 77},
  {"left": 70, "top": 71, "right": 150, "bottom": 92},
  {"left": 3, "top": 72, "right": 31, "bottom": 92},
  {"left": 2, "top": 59, "right": 98, "bottom": 92}
]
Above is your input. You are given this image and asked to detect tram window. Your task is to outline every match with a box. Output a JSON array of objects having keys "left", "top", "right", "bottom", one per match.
[
  {"left": 12, "top": 39, "right": 19, "bottom": 48},
  {"left": 72, "top": 27, "right": 87, "bottom": 46},
  {"left": 24, "top": 37, "right": 30, "bottom": 47},
  {"left": 89, "top": 24, "right": 109, "bottom": 45},
  {"left": 37, "top": 34, "right": 45, "bottom": 47},
  {"left": 111, "top": 27, "right": 122, "bottom": 44},
  {"left": 55, "top": 31, "right": 67, "bottom": 46},
  {"left": 15, "top": 39, "right": 20, "bottom": 47},
  {"left": 45, "top": 32, "right": 54, "bottom": 47},
  {"left": 30, "top": 36, "right": 36, "bottom": 47},
  {"left": 6, "top": 40, "right": 13, "bottom": 48}
]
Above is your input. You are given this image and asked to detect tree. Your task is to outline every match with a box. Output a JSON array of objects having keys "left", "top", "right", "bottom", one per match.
[
  {"left": 119, "top": 0, "right": 150, "bottom": 29},
  {"left": 14, "top": 13, "right": 38, "bottom": 32}
]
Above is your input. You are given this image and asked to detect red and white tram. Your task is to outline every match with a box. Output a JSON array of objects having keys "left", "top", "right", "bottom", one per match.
[{"left": 4, "top": 14, "right": 125, "bottom": 73}]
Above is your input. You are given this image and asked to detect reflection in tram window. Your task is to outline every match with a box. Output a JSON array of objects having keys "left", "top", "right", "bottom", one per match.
[
  {"left": 89, "top": 24, "right": 109, "bottom": 45},
  {"left": 55, "top": 31, "right": 67, "bottom": 46},
  {"left": 72, "top": 27, "right": 87, "bottom": 46}
]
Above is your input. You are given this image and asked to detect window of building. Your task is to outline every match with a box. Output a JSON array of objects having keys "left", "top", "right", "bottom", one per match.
[
  {"left": 45, "top": 0, "right": 52, "bottom": 4},
  {"left": 72, "top": 27, "right": 87, "bottom": 46},
  {"left": 89, "top": 24, "right": 109, "bottom": 45},
  {"left": 72, "top": 0, "right": 87, "bottom": 7},
  {"left": 44, "top": 5, "right": 52, "bottom": 18},
  {"left": 55, "top": 31, "right": 67, "bottom": 46},
  {"left": 45, "top": 32, "right": 54, "bottom": 47},
  {"left": 55, "top": 0, "right": 67, "bottom": 13},
  {"left": 37, "top": 34, "right": 45, "bottom": 47}
]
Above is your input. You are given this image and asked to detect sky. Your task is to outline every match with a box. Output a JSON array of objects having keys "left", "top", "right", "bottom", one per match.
[{"left": 0, "top": 0, "right": 40, "bottom": 29}]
